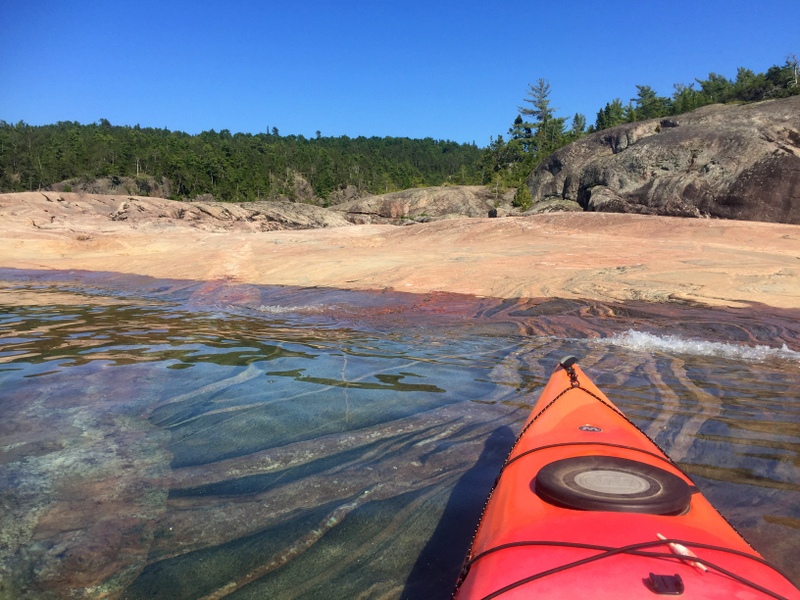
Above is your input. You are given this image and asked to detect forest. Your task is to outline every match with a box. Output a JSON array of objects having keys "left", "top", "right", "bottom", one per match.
[
  {"left": 0, "top": 123, "right": 483, "bottom": 203},
  {"left": 1, "top": 55, "right": 797, "bottom": 205}
]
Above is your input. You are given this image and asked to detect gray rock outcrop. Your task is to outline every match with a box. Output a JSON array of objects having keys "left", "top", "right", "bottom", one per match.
[
  {"left": 525, "top": 96, "right": 800, "bottom": 223},
  {"left": 333, "top": 186, "right": 508, "bottom": 224}
]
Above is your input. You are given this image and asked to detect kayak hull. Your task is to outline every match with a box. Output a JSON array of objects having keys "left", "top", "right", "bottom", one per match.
[{"left": 454, "top": 360, "right": 799, "bottom": 599}]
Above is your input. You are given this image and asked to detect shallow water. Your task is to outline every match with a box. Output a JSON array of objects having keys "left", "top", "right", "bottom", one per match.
[{"left": 0, "top": 270, "right": 798, "bottom": 599}]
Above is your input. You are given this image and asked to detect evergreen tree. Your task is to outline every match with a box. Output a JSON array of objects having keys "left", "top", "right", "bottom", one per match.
[
  {"left": 633, "top": 85, "right": 671, "bottom": 120},
  {"left": 0, "top": 121, "right": 483, "bottom": 199},
  {"left": 569, "top": 113, "right": 586, "bottom": 139},
  {"left": 507, "top": 115, "right": 527, "bottom": 140},
  {"left": 519, "top": 79, "right": 559, "bottom": 154},
  {"left": 671, "top": 83, "right": 708, "bottom": 114},
  {"left": 481, "top": 79, "right": 570, "bottom": 192},
  {"left": 540, "top": 115, "right": 567, "bottom": 153},
  {"left": 695, "top": 72, "right": 733, "bottom": 103},
  {"left": 595, "top": 99, "right": 626, "bottom": 130},
  {"left": 623, "top": 101, "right": 637, "bottom": 123},
  {"left": 731, "top": 67, "right": 771, "bottom": 102},
  {"left": 512, "top": 180, "right": 533, "bottom": 210}
]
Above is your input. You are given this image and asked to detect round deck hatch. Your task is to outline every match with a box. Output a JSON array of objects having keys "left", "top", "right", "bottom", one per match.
[{"left": 534, "top": 456, "right": 692, "bottom": 515}]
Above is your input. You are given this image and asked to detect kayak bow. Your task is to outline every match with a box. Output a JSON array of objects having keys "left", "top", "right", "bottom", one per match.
[{"left": 453, "top": 357, "right": 799, "bottom": 599}]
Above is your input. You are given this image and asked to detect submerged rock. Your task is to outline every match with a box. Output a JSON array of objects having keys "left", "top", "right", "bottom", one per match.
[{"left": 0, "top": 384, "right": 171, "bottom": 599}]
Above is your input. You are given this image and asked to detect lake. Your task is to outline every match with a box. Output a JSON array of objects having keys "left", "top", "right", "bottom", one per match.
[{"left": 0, "top": 269, "right": 798, "bottom": 599}]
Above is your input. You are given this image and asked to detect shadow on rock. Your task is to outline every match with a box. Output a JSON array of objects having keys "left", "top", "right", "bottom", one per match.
[{"left": 401, "top": 425, "right": 516, "bottom": 599}]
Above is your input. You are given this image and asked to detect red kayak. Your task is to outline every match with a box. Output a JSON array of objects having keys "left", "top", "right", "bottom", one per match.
[{"left": 454, "top": 357, "right": 799, "bottom": 599}]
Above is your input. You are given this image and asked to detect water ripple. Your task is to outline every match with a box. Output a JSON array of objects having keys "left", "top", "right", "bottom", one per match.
[{"left": 0, "top": 272, "right": 798, "bottom": 598}]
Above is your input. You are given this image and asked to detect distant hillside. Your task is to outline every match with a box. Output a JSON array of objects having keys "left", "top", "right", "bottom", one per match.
[{"left": 0, "top": 121, "right": 483, "bottom": 204}]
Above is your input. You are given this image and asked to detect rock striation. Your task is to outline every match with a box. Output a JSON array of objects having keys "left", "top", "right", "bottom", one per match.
[
  {"left": 3, "top": 186, "right": 514, "bottom": 232},
  {"left": 525, "top": 96, "right": 800, "bottom": 224},
  {"left": 2, "top": 192, "right": 351, "bottom": 232}
]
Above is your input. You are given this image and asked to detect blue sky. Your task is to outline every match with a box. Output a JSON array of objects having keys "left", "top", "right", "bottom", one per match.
[{"left": 1, "top": 0, "right": 797, "bottom": 146}]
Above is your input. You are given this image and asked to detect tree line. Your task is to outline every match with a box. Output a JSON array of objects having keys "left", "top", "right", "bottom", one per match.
[
  {"left": 482, "top": 55, "right": 800, "bottom": 208},
  {"left": 3, "top": 56, "right": 797, "bottom": 206},
  {"left": 0, "top": 121, "right": 483, "bottom": 203}
]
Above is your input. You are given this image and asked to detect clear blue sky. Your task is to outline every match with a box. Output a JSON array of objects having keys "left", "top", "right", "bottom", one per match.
[{"left": 1, "top": 0, "right": 797, "bottom": 146}]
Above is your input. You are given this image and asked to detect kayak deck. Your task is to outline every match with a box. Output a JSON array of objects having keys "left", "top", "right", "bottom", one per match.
[{"left": 454, "top": 358, "right": 799, "bottom": 599}]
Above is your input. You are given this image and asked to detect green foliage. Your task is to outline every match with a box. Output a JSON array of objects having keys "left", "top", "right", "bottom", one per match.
[
  {"left": 692, "top": 72, "right": 731, "bottom": 104},
  {"left": 518, "top": 79, "right": 568, "bottom": 156},
  {"left": 135, "top": 176, "right": 152, "bottom": 195},
  {"left": 595, "top": 99, "right": 626, "bottom": 130},
  {"left": 512, "top": 182, "right": 533, "bottom": 210},
  {"left": 486, "top": 54, "right": 800, "bottom": 197},
  {"left": 633, "top": 85, "right": 671, "bottom": 120},
  {"left": 670, "top": 83, "right": 707, "bottom": 114},
  {"left": 593, "top": 56, "right": 800, "bottom": 131},
  {"left": 479, "top": 135, "right": 533, "bottom": 188},
  {"left": 569, "top": 113, "right": 587, "bottom": 140},
  {"left": 0, "top": 121, "right": 483, "bottom": 201},
  {"left": 3, "top": 55, "right": 796, "bottom": 202},
  {"left": 482, "top": 79, "right": 574, "bottom": 193},
  {"left": 508, "top": 114, "right": 530, "bottom": 140},
  {"left": 519, "top": 80, "right": 554, "bottom": 126}
]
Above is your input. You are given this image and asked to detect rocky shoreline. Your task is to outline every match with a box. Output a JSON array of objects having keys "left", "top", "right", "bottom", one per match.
[{"left": 1, "top": 190, "right": 799, "bottom": 310}]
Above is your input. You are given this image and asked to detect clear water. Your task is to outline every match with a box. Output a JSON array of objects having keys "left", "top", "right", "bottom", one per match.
[{"left": 0, "top": 272, "right": 798, "bottom": 599}]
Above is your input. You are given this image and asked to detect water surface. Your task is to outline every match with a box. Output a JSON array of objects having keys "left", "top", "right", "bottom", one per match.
[{"left": 0, "top": 270, "right": 798, "bottom": 599}]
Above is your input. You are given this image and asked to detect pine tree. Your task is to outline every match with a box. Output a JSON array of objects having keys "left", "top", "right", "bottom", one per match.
[
  {"left": 671, "top": 83, "right": 707, "bottom": 114},
  {"left": 508, "top": 115, "right": 531, "bottom": 141},
  {"left": 569, "top": 113, "right": 586, "bottom": 139},
  {"left": 519, "top": 79, "right": 558, "bottom": 155},
  {"left": 633, "top": 85, "right": 671, "bottom": 120},
  {"left": 695, "top": 73, "right": 732, "bottom": 103},
  {"left": 595, "top": 99, "right": 626, "bottom": 130}
]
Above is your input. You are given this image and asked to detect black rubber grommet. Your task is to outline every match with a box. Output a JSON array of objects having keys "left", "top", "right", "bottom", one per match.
[
  {"left": 559, "top": 356, "right": 578, "bottom": 369},
  {"left": 534, "top": 456, "right": 692, "bottom": 515}
]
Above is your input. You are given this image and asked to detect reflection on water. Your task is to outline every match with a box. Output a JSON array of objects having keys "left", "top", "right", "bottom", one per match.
[{"left": 0, "top": 271, "right": 798, "bottom": 599}]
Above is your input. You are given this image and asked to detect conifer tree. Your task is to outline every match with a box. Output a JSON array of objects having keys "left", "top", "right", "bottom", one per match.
[
  {"left": 595, "top": 99, "right": 626, "bottom": 130},
  {"left": 569, "top": 113, "right": 586, "bottom": 139},
  {"left": 633, "top": 85, "right": 671, "bottom": 120},
  {"left": 519, "top": 79, "right": 560, "bottom": 154}
]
